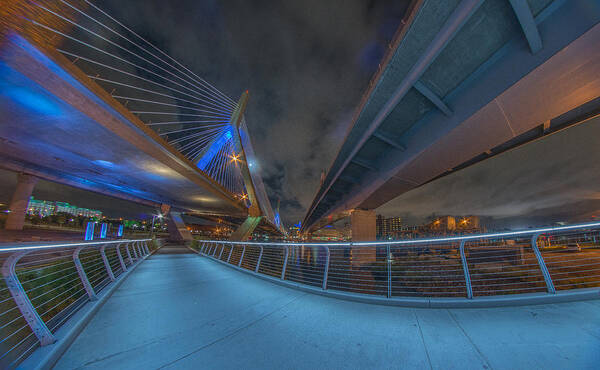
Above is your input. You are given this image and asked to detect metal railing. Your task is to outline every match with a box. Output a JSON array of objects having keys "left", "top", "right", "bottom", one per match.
[
  {"left": 0, "top": 239, "right": 155, "bottom": 368},
  {"left": 193, "top": 223, "right": 600, "bottom": 302}
]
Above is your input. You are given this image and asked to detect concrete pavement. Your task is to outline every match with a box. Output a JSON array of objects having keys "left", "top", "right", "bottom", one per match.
[{"left": 54, "top": 244, "right": 600, "bottom": 369}]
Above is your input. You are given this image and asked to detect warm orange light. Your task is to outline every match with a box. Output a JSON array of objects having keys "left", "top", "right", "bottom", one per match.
[{"left": 229, "top": 152, "right": 242, "bottom": 164}]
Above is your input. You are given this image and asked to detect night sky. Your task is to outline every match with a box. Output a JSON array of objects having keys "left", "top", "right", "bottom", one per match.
[
  {"left": 92, "top": 0, "right": 411, "bottom": 224},
  {"left": 2, "top": 0, "right": 599, "bottom": 228}
]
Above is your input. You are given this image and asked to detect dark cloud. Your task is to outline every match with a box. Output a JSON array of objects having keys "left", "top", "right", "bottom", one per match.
[{"left": 93, "top": 0, "right": 411, "bottom": 225}]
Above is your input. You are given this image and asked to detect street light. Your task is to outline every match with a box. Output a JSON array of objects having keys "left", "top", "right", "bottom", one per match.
[{"left": 151, "top": 213, "right": 163, "bottom": 237}]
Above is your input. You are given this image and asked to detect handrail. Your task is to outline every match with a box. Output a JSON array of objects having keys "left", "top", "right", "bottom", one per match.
[
  {"left": 0, "top": 238, "right": 154, "bottom": 368},
  {"left": 193, "top": 223, "right": 600, "bottom": 307},
  {"left": 202, "top": 221, "right": 600, "bottom": 246}
]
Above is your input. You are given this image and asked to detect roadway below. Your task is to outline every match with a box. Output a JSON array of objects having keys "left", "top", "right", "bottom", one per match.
[{"left": 54, "top": 244, "right": 600, "bottom": 369}]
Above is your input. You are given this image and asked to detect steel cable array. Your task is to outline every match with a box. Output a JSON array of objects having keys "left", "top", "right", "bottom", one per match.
[{"left": 23, "top": 0, "right": 247, "bottom": 197}]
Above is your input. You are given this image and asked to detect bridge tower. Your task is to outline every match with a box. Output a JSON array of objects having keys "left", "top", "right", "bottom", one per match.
[{"left": 227, "top": 91, "right": 265, "bottom": 241}]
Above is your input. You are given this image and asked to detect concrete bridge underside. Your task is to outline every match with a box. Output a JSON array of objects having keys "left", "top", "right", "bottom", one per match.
[
  {"left": 303, "top": 0, "right": 600, "bottom": 233},
  {"left": 54, "top": 245, "right": 599, "bottom": 369},
  {"left": 0, "top": 34, "right": 245, "bottom": 218}
]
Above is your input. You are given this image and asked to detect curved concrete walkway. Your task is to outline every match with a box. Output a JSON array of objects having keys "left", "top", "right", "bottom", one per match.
[{"left": 55, "top": 245, "right": 600, "bottom": 369}]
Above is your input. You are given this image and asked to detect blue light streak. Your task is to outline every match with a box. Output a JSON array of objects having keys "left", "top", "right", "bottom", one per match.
[
  {"left": 196, "top": 126, "right": 233, "bottom": 171},
  {"left": 100, "top": 223, "right": 108, "bottom": 238},
  {"left": 93, "top": 159, "right": 115, "bottom": 168},
  {"left": 1, "top": 86, "right": 62, "bottom": 116},
  {"left": 84, "top": 222, "right": 95, "bottom": 241}
]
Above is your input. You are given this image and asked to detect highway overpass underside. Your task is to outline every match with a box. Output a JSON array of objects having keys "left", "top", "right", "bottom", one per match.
[
  {"left": 303, "top": 0, "right": 600, "bottom": 235},
  {"left": 0, "top": 33, "right": 248, "bottom": 234}
]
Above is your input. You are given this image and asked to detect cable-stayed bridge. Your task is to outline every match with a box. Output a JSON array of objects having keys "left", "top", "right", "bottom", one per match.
[
  {"left": 0, "top": 0, "right": 281, "bottom": 239},
  {"left": 1, "top": 1, "right": 599, "bottom": 369}
]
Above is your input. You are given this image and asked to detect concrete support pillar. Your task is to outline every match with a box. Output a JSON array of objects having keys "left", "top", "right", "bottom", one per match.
[
  {"left": 5, "top": 173, "right": 38, "bottom": 230},
  {"left": 351, "top": 209, "right": 376, "bottom": 241},
  {"left": 229, "top": 216, "right": 262, "bottom": 241},
  {"left": 350, "top": 209, "right": 376, "bottom": 264},
  {"left": 166, "top": 211, "right": 193, "bottom": 242}
]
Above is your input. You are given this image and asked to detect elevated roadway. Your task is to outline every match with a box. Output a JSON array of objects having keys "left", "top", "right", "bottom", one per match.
[
  {"left": 0, "top": 24, "right": 282, "bottom": 237},
  {"left": 303, "top": 0, "right": 600, "bottom": 233},
  {"left": 0, "top": 33, "right": 245, "bottom": 216}
]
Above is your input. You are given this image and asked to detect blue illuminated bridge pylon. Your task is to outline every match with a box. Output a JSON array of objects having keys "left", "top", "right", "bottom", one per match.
[{"left": 0, "top": 0, "right": 281, "bottom": 237}]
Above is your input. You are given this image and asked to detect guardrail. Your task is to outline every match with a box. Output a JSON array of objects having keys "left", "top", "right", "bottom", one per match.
[
  {"left": 0, "top": 239, "right": 155, "bottom": 368},
  {"left": 193, "top": 223, "right": 600, "bottom": 305}
]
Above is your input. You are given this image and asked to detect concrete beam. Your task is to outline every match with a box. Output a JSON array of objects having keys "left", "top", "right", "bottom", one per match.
[
  {"left": 351, "top": 157, "right": 377, "bottom": 172},
  {"left": 372, "top": 131, "right": 407, "bottom": 151},
  {"left": 413, "top": 81, "right": 452, "bottom": 116},
  {"left": 509, "top": 0, "right": 542, "bottom": 54},
  {"left": 339, "top": 175, "right": 360, "bottom": 184}
]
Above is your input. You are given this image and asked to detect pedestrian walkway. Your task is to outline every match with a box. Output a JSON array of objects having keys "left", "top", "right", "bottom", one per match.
[{"left": 55, "top": 245, "right": 600, "bottom": 369}]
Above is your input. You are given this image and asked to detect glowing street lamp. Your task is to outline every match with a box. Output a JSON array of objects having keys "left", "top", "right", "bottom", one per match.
[
  {"left": 229, "top": 152, "right": 242, "bottom": 165},
  {"left": 151, "top": 213, "right": 163, "bottom": 237}
]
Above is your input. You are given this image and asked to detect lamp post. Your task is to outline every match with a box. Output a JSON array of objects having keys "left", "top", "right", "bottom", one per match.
[{"left": 150, "top": 213, "right": 163, "bottom": 238}]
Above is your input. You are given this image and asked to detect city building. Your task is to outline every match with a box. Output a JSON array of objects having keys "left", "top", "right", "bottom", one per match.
[
  {"left": 26, "top": 197, "right": 102, "bottom": 218},
  {"left": 376, "top": 215, "right": 402, "bottom": 239},
  {"left": 425, "top": 215, "right": 483, "bottom": 235}
]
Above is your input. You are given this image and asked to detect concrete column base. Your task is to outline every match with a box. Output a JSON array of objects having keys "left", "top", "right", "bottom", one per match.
[
  {"left": 5, "top": 173, "right": 38, "bottom": 230},
  {"left": 350, "top": 209, "right": 376, "bottom": 264},
  {"left": 166, "top": 211, "right": 193, "bottom": 242},
  {"left": 229, "top": 216, "right": 262, "bottom": 241}
]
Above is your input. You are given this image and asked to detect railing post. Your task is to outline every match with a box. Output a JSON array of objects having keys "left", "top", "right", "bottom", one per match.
[
  {"left": 73, "top": 246, "right": 97, "bottom": 301},
  {"left": 134, "top": 241, "right": 141, "bottom": 257},
  {"left": 200, "top": 242, "right": 206, "bottom": 254},
  {"left": 281, "top": 246, "right": 289, "bottom": 280},
  {"left": 531, "top": 233, "right": 556, "bottom": 294},
  {"left": 125, "top": 242, "right": 133, "bottom": 265},
  {"left": 322, "top": 246, "right": 330, "bottom": 290},
  {"left": 227, "top": 244, "right": 234, "bottom": 263},
  {"left": 143, "top": 241, "right": 150, "bottom": 255},
  {"left": 386, "top": 244, "right": 391, "bottom": 298},
  {"left": 100, "top": 245, "right": 115, "bottom": 282},
  {"left": 238, "top": 245, "right": 246, "bottom": 267},
  {"left": 116, "top": 243, "right": 128, "bottom": 272},
  {"left": 2, "top": 251, "right": 56, "bottom": 346},
  {"left": 131, "top": 241, "right": 139, "bottom": 260},
  {"left": 212, "top": 243, "right": 217, "bottom": 257},
  {"left": 255, "top": 245, "right": 263, "bottom": 273},
  {"left": 459, "top": 240, "right": 473, "bottom": 299},
  {"left": 218, "top": 243, "right": 225, "bottom": 259},
  {"left": 136, "top": 241, "right": 144, "bottom": 257}
]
